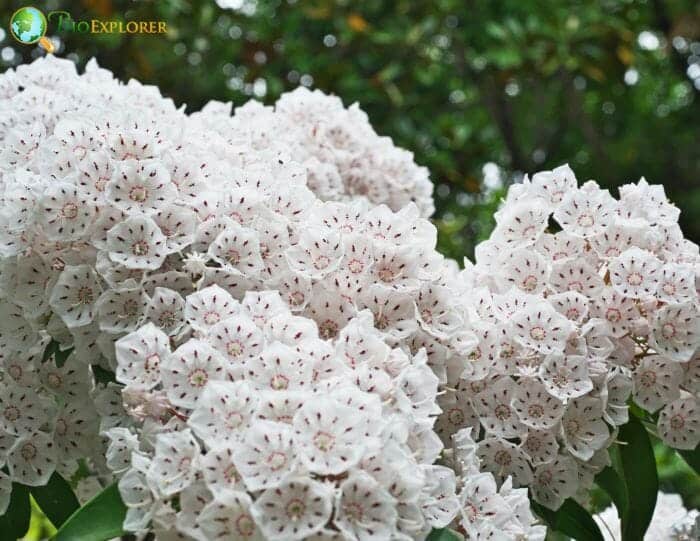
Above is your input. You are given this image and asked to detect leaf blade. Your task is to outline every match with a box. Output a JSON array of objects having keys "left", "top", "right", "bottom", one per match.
[
  {"left": 30, "top": 472, "right": 80, "bottom": 528},
  {"left": 678, "top": 445, "right": 699, "bottom": 476},
  {"left": 532, "top": 498, "right": 604, "bottom": 541},
  {"left": 618, "top": 415, "right": 658, "bottom": 541},
  {"left": 53, "top": 483, "right": 126, "bottom": 541},
  {"left": 427, "top": 528, "right": 463, "bottom": 541},
  {"left": 0, "top": 483, "right": 31, "bottom": 540}
]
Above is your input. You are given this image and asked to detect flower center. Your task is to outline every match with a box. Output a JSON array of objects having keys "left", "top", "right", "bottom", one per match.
[
  {"left": 158, "top": 310, "right": 177, "bottom": 328},
  {"left": 47, "top": 373, "right": 62, "bottom": 388},
  {"left": 319, "top": 320, "right": 339, "bottom": 339},
  {"left": 227, "top": 340, "right": 244, "bottom": 358},
  {"left": 577, "top": 214, "right": 594, "bottom": 228},
  {"left": 4, "top": 406, "right": 20, "bottom": 422},
  {"left": 627, "top": 272, "right": 643, "bottom": 287},
  {"left": 56, "top": 418, "right": 68, "bottom": 436},
  {"left": 669, "top": 414, "right": 685, "bottom": 430},
  {"left": 129, "top": 186, "right": 148, "bottom": 202},
  {"left": 661, "top": 283, "right": 676, "bottom": 296},
  {"left": 226, "top": 411, "right": 244, "bottom": 429},
  {"left": 568, "top": 280, "right": 583, "bottom": 292},
  {"left": 145, "top": 354, "right": 160, "bottom": 372},
  {"left": 344, "top": 502, "right": 364, "bottom": 522},
  {"left": 606, "top": 308, "right": 622, "bottom": 323},
  {"left": 132, "top": 240, "right": 149, "bottom": 256},
  {"left": 77, "top": 286, "right": 94, "bottom": 305},
  {"left": 313, "top": 431, "right": 335, "bottom": 452},
  {"left": 529, "top": 326, "right": 546, "bottom": 341},
  {"left": 522, "top": 275, "right": 538, "bottom": 292},
  {"left": 447, "top": 408, "right": 465, "bottom": 425},
  {"left": 528, "top": 404, "right": 545, "bottom": 418},
  {"left": 661, "top": 323, "right": 676, "bottom": 339},
  {"left": 227, "top": 250, "right": 241, "bottom": 265},
  {"left": 270, "top": 374, "right": 289, "bottom": 390},
  {"left": 21, "top": 443, "right": 37, "bottom": 461},
  {"left": 188, "top": 368, "right": 209, "bottom": 387},
  {"left": 494, "top": 450, "right": 512, "bottom": 467},
  {"left": 235, "top": 514, "right": 256, "bottom": 537},
  {"left": 61, "top": 202, "right": 79, "bottom": 219},
  {"left": 288, "top": 291, "right": 305, "bottom": 306},
  {"left": 566, "top": 308, "right": 580, "bottom": 320},
  {"left": 313, "top": 255, "right": 331, "bottom": 270},
  {"left": 203, "top": 311, "right": 221, "bottom": 326},
  {"left": 378, "top": 267, "right": 395, "bottom": 282},
  {"left": 640, "top": 371, "right": 656, "bottom": 387},
  {"left": 348, "top": 258, "right": 364, "bottom": 274},
  {"left": 494, "top": 404, "right": 511, "bottom": 421},
  {"left": 285, "top": 499, "right": 306, "bottom": 521},
  {"left": 267, "top": 452, "right": 288, "bottom": 471},
  {"left": 565, "top": 419, "right": 580, "bottom": 436}
]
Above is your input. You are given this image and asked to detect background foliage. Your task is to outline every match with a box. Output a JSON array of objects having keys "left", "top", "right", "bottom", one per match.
[{"left": 2, "top": 0, "right": 699, "bottom": 538}]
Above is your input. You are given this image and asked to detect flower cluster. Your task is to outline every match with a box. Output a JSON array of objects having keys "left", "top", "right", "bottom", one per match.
[
  {"left": 113, "top": 293, "right": 462, "bottom": 540},
  {"left": 0, "top": 55, "right": 492, "bottom": 538},
  {"left": 442, "top": 165, "right": 700, "bottom": 510},
  {"left": 193, "top": 87, "right": 435, "bottom": 217},
  {"left": 451, "top": 428, "right": 546, "bottom": 540}
]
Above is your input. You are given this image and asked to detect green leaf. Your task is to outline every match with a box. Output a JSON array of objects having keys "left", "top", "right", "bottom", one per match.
[
  {"left": 532, "top": 498, "right": 604, "bottom": 541},
  {"left": 53, "top": 483, "right": 127, "bottom": 541},
  {"left": 0, "top": 483, "right": 31, "bottom": 540},
  {"left": 31, "top": 472, "right": 80, "bottom": 528},
  {"left": 427, "top": 528, "right": 463, "bottom": 541},
  {"left": 595, "top": 465, "right": 628, "bottom": 519},
  {"left": 678, "top": 445, "right": 700, "bottom": 475},
  {"left": 618, "top": 415, "right": 658, "bottom": 541}
]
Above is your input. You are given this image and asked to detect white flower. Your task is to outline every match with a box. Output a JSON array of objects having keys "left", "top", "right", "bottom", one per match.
[
  {"left": 161, "top": 340, "right": 226, "bottom": 408},
  {"left": 609, "top": 247, "right": 663, "bottom": 299},
  {"left": 293, "top": 396, "right": 371, "bottom": 475},
  {"left": 233, "top": 420, "right": 296, "bottom": 491},
  {"left": 185, "top": 284, "right": 239, "bottom": 334},
  {"left": 147, "top": 430, "right": 200, "bottom": 496},
  {"left": 511, "top": 378, "right": 565, "bottom": 430},
  {"left": 252, "top": 477, "right": 334, "bottom": 540},
  {"left": 188, "top": 381, "right": 258, "bottom": 444},
  {"left": 632, "top": 355, "right": 683, "bottom": 412},
  {"left": 511, "top": 302, "right": 574, "bottom": 354},
  {"left": 657, "top": 397, "right": 700, "bottom": 450},
  {"left": 49, "top": 265, "right": 102, "bottom": 328},
  {"left": 650, "top": 302, "right": 700, "bottom": 362},
  {"left": 106, "top": 160, "right": 176, "bottom": 216},
  {"left": 561, "top": 397, "right": 609, "bottom": 460},
  {"left": 7, "top": 432, "right": 57, "bottom": 486},
  {"left": 199, "top": 491, "right": 263, "bottom": 541},
  {"left": 531, "top": 455, "right": 578, "bottom": 510},
  {"left": 335, "top": 471, "right": 398, "bottom": 541},
  {"left": 106, "top": 215, "right": 168, "bottom": 270},
  {"left": 115, "top": 322, "right": 170, "bottom": 389}
]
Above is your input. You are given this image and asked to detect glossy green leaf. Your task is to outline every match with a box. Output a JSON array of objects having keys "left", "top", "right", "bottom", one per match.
[
  {"left": 595, "top": 465, "right": 628, "bottom": 520},
  {"left": 53, "top": 483, "right": 126, "bottom": 541},
  {"left": 31, "top": 472, "right": 80, "bottom": 528},
  {"left": 532, "top": 498, "right": 604, "bottom": 541},
  {"left": 678, "top": 445, "right": 699, "bottom": 476},
  {"left": 427, "top": 528, "right": 463, "bottom": 541},
  {"left": 618, "top": 415, "right": 658, "bottom": 541},
  {"left": 0, "top": 483, "right": 31, "bottom": 540}
]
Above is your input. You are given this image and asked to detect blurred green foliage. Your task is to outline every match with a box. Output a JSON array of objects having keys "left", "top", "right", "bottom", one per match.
[
  {"left": 3, "top": 0, "right": 699, "bottom": 259},
  {"left": 2, "top": 0, "right": 699, "bottom": 524}
]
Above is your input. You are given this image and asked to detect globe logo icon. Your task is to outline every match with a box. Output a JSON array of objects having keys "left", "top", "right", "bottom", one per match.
[{"left": 10, "top": 6, "right": 48, "bottom": 45}]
